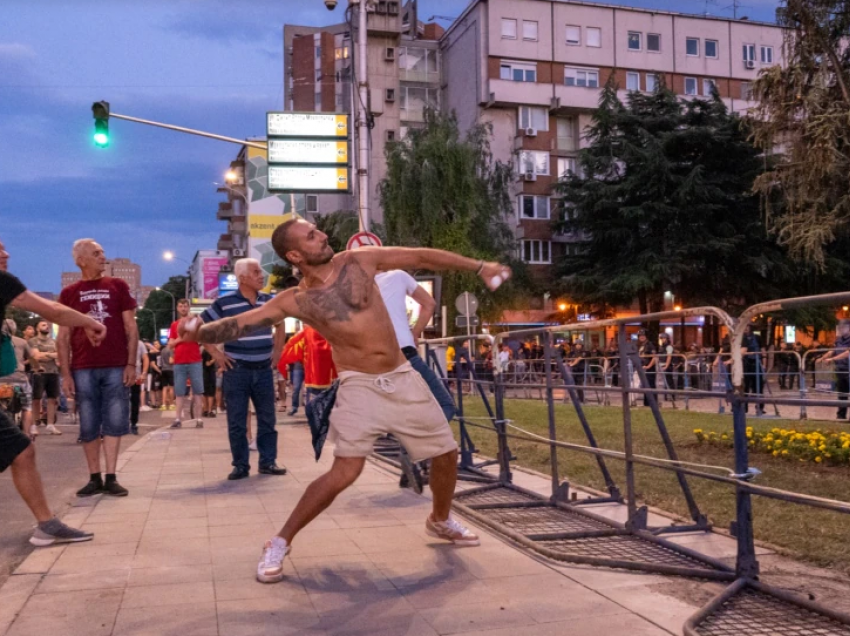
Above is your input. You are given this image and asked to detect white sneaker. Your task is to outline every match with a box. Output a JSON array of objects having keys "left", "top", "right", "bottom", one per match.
[
  {"left": 425, "top": 515, "right": 480, "bottom": 547},
  {"left": 248, "top": 438, "right": 257, "bottom": 451},
  {"left": 45, "top": 424, "right": 62, "bottom": 435},
  {"left": 257, "top": 537, "right": 289, "bottom": 583},
  {"left": 29, "top": 425, "right": 39, "bottom": 437},
  {"left": 195, "top": 419, "right": 204, "bottom": 429},
  {"left": 140, "top": 405, "right": 152, "bottom": 412}
]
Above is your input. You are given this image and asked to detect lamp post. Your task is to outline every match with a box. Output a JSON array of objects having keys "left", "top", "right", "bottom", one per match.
[
  {"left": 163, "top": 251, "right": 191, "bottom": 300},
  {"left": 155, "top": 287, "right": 176, "bottom": 323}
]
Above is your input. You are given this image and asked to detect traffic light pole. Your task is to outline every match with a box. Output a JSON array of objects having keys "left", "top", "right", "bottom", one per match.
[
  {"left": 354, "top": 0, "right": 371, "bottom": 232},
  {"left": 107, "top": 112, "right": 268, "bottom": 151}
]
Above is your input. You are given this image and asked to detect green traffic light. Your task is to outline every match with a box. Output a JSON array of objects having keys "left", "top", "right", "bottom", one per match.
[
  {"left": 93, "top": 119, "right": 109, "bottom": 147},
  {"left": 93, "top": 132, "right": 109, "bottom": 147}
]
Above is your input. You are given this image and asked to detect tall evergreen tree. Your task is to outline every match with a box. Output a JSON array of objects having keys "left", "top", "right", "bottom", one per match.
[{"left": 553, "top": 79, "right": 790, "bottom": 322}]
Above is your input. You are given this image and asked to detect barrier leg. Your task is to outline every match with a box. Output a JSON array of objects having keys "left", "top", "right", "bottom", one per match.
[
  {"left": 731, "top": 392, "right": 760, "bottom": 579},
  {"left": 618, "top": 327, "right": 641, "bottom": 527},
  {"left": 543, "top": 335, "right": 561, "bottom": 498}
]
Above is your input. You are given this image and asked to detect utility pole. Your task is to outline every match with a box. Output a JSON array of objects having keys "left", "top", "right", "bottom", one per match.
[{"left": 353, "top": 0, "right": 372, "bottom": 232}]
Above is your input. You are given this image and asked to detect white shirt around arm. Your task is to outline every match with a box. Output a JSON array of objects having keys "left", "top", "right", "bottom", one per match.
[{"left": 375, "top": 270, "right": 419, "bottom": 349}]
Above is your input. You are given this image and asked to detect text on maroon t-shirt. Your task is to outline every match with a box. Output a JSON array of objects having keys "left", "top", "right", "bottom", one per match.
[
  {"left": 169, "top": 321, "right": 202, "bottom": 364},
  {"left": 59, "top": 277, "right": 137, "bottom": 370}
]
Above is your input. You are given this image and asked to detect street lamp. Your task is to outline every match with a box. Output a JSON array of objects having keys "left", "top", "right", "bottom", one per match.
[
  {"left": 163, "top": 251, "right": 191, "bottom": 300},
  {"left": 558, "top": 303, "right": 568, "bottom": 312},
  {"left": 155, "top": 287, "right": 176, "bottom": 322}
]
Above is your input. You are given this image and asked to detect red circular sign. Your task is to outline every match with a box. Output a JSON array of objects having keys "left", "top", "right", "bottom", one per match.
[{"left": 346, "top": 231, "right": 383, "bottom": 250}]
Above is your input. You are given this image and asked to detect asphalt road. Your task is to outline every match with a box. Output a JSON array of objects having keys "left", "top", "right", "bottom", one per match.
[{"left": 0, "top": 414, "right": 162, "bottom": 588}]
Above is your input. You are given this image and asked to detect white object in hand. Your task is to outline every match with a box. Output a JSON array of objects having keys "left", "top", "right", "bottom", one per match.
[
  {"left": 184, "top": 317, "right": 201, "bottom": 333},
  {"left": 490, "top": 275, "right": 503, "bottom": 290}
]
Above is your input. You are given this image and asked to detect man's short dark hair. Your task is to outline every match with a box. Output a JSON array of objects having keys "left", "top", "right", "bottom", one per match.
[
  {"left": 272, "top": 219, "right": 301, "bottom": 264},
  {"left": 178, "top": 298, "right": 190, "bottom": 305}
]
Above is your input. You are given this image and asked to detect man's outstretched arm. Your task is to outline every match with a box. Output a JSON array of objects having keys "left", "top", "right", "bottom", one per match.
[
  {"left": 182, "top": 293, "right": 290, "bottom": 345},
  {"left": 358, "top": 247, "right": 511, "bottom": 291}
]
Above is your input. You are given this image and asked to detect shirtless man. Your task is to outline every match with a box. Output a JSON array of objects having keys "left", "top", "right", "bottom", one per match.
[{"left": 181, "top": 218, "right": 510, "bottom": 584}]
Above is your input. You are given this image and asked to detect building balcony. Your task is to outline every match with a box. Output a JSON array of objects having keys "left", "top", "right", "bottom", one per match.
[
  {"left": 217, "top": 234, "right": 233, "bottom": 251},
  {"left": 399, "top": 69, "right": 440, "bottom": 84},
  {"left": 554, "top": 84, "right": 603, "bottom": 111},
  {"left": 217, "top": 202, "right": 234, "bottom": 220},
  {"left": 486, "top": 80, "right": 551, "bottom": 107}
]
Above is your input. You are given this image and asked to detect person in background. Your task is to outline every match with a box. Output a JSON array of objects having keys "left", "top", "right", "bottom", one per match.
[
  {"left": 138, "top": 341, "right": 151, "bottom": 412},
  {"left": 497, "top": 343, "right": 511, "bottom": 374},
  {"left": 129, "top": 339, "right": 148, "bottom": 435},
  {"left": 282, "top": 326, "right": 337, "bottom": 405},
  {"left": 568, "top": 341, "right": 586, "bottom": 402},
  {"left": 603, "top": 339, "right": 619, "bottom": 388},
  {"left": 2, "top": 319, "right": 34, "bottom": 437},
  {"left": 58, "top": 238, "right": 137, "bottom": 497},
  {"left": 742, "top": 325, "right": 766, "bottom": 414},
  {"left": 29, "top": 320, "right": 62, "bottom": 435},
  {"left": 659, "top": 333, "right": 676, "bottom": 401},
  {"left": 160, "top": 345, "right": 175, "bottom": 409},
  {"left": 168, "top": 299, "right": 204, "bottom": 429},
  {"left": 146, "top": 340, "right": 162, "bottom": 409},
  {"left": 637, "top": 330, "right": 657, "bottom": 407},
  {"left": 202, "top": 346, "right": 218, "bottom": 418},
  {"left": 819, "top": 320, "right": 850, "bottom": 421}
]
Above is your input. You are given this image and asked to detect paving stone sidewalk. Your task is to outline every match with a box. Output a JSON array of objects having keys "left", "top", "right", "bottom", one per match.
[{"left": 0, "top": 416, "right": 741, "bottom": 636}]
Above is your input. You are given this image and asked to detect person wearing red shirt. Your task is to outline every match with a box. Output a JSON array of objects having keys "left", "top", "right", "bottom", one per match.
[
  {"left": 168, "top": 299, "right": 204, "bottom": 429},
  {"left": 279, "top": 327, "right": 337, "bottom": 404},
  {"left": 58, "top": 239, "right": 137, "bottom": 498}
]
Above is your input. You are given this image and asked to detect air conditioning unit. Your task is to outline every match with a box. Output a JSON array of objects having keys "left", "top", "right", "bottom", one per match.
[
  {"left": 525, "top": 127, "right": 537, "bottom": 137},
  {"left": 384, "top": 47, "right": 395, "bottom": 61},
  {"left": 523, "top": 172, "right": 537, "bottom": 182},
  {"left": 232, "top": 249, "right": 245, "bottom": 257},
  {"left": 385, "top": 88, "right": 396, "bottom": 102},
  {"left": 744, "top": 60, "right": 756, "bottom": 69}
]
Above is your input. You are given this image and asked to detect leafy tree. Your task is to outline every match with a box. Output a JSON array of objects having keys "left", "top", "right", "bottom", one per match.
[
  {"left": 313, "top": 210, "right": 361, "bottom": 253},
  {"left": 379, "top": 109, "right": 532, "bottom": 330},
  {"left": 4, "top": 305, "right": 39, "bottom": 334},
  {"left": 553, "top": 79, "right": 791, "bottom": 332},
  {"left": 751, "top": 0, "right": 850, "bottom": 266},
  {"left": 136, "top": 276, "right": 187, "bottom": 342}
]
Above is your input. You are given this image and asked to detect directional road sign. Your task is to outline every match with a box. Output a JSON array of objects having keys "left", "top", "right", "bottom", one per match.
[
  {"left": 267, "top": 112, "right": 349, "bottom": 138},
  {"left": 455, "top": 316, "right": 480, "bottom": 328},
  {"left": 268, "top": 139, "right": 348, "bottom": 165},
  {"left": 268, "top": 166, "right": 349, "bottom": 192}
]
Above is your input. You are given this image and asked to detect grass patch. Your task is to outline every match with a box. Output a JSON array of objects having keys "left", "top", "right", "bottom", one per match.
[{"left": 456, "top": 399, "right": 850, "bottom": 573}]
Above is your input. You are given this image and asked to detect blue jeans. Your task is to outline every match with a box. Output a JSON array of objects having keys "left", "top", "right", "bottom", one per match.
[
  {"left": 289, "top": 363, "right": 304, "bottom": 411},
  {"left": 174, "top": 362, "right": 204, "bottom": 396},
  {"left": 223, "top": 365, "right": 278, "bottom": 470},
  {"left": 73, "top": 367, "right": 130, "bottom": 442},
  {"left": 406, "top": 351, "right": 457, "bottom": 422}
]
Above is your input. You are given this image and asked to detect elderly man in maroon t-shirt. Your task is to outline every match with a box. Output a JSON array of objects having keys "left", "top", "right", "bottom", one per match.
[{"left": 58, "top": 239, "right": 138, "bottom": 497}]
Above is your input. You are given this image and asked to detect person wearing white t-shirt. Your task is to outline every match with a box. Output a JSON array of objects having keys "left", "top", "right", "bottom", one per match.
[{"left": 375, "top": 270, "right": 456, "bottom": 422}]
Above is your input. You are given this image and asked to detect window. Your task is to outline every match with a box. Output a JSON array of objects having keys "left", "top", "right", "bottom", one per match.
[
  {"left": 501, "top": 61, "right": 537, "bottom": 82},
  {"left": 315, "top": 92, "right": 322, "bottom": 109},
  {"left": 385, "top": 130, "right": 396, "bottom": 142},
  {"left": 523, "top": 20, "right": 538, "bottom": 41},
  {"left": 743, "top": 43, "right": 755, "bottom": 62},
  {"left": 741, "top": 81, "right": 754, "bottom": 100},
  {"left": 628, "top": 31, "right": 641, "bottom": 51},
  {"left": 315, "top": 46, "right": 322, "bottom": 59},
  {"left": 334, "top": 46, "right": 350, "bottom": 60},
  {"left": 705, "top": 39, "right": 718, "bottom": 59},
  {"left": 306, "top": 195, "right": 318, "bottom": 213},
  {"left": 626, "top": 72, "right": 640, "bottom": 91},
  {"left": 518, "top": 150, "right": 549, "bottom": 175},
  {"left": 557, "top": 157, "right": 576, "bottom": 178},
  {"left": 386, "top": 88, "right": 395, "bottom": 101},
  {"left": 586, "top": 27, "right": 601, "bottom": 47},
  {"left": 566, "top": 25, "right": 581, "bottom": 45},
  {"left": 519, "top": 106, "right": 548, "bottom": 131},
  {"left": 684, "top": 77, "right": 697, "bottom": 95},
  {"left": 686, "top": 37, "right": 699, "bottom": 56},
  {"left": 557, "top": 117, "right": 577, "bottom": 151},
  {"left": 398, "top": 47, "right": 439, "bottom": 81},
  {"left": 703, "top": 78, "right": 716, "bottom": 96},
  {"left": 760, "top": 46, "right": 773, "bottom": 64},
  {"left": 646, "top": 73, "right": 658, "bottom": 92},
  {"left": 520, "top": 196, "right": 550, "bottom": 219},
  {"left": 501, "top": 18, "right": 517, "bottom": 39},
  {"left": 565, "top": 67, "right": 599, "bottom": 88},
  {"left": 522, "top": 240, "right": 551, "bottom": 264},
  {"left": 647, "top": 33, "right": 661, "bottom": 52},
  {"left": 316, "top": 69, "right": 323, "bottom": 81}
]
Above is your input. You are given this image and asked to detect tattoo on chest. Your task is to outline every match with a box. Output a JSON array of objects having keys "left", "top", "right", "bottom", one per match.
[{"left": 294, "top": 260, "right": 372, "bottom": 323}]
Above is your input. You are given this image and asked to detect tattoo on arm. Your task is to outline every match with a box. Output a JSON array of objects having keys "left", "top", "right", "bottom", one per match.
[{"left": 197, "top": 316, "right": 278, "bottom": 344}]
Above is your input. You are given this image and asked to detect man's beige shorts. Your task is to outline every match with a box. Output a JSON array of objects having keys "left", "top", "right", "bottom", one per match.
[{"left": 329, "top": 362, "right": 458, "bottom": 463}]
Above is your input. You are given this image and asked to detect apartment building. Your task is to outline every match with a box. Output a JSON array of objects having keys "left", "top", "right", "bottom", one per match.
[
  {"left": 283, "top": 0, "right": 443, "bottom": 221},
  {"left": 441, "top": 0, "right": 784, "bottom": 279}
]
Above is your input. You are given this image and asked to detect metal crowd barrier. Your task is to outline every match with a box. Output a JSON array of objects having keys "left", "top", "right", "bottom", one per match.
[{"left": 397, "top": 296, "right": 850, "bottom": 635}]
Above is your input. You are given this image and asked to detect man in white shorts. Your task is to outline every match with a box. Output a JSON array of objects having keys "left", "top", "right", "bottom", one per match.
[{"left": 182, "top": 218, "right": 511, "bottom": 583}]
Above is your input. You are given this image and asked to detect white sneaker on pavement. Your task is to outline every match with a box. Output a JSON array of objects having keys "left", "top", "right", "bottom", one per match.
[
  {"left": 140, "top": 405, "right": 152, "bottom": 412},
  {"left": 45, "top": 424, "right": 62, "bottom": 435},
  {"left": 28, "top": 425, "right": 39, "bottom": 437},
  {"left": 257, "top": 537, "right": 290, "bottom": 583},
  {"left": 248, "top": 438, "right": 257, "bottom": 451},
  {"left": 425, "top": 515, "right": 480, "bottom": 546}
]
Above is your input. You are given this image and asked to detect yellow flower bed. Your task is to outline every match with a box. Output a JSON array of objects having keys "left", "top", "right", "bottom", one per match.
[{"left": 693, "top": 427, "right": 850, "bottom": 467}]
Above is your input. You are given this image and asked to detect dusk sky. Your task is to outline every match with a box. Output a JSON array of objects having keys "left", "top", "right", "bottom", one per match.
[{"left": 2, "top": 0, "right": 779, "bottom": 293}]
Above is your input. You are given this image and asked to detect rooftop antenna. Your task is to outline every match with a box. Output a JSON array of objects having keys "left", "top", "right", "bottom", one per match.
[
  {"left": 721, "top": 0, "right": 749, "bottom": 19},
  {"left": 427, "top": 14, "right": 457, "bottom": 22}
]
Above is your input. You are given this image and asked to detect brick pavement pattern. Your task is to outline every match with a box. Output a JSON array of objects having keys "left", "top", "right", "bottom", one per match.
[{"left": 0, "top": 417, "right": 734, "bottom": 636}]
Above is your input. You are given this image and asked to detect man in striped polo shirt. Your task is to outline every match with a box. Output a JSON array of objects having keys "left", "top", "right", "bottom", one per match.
[{"left": 201, "top": 259, "right": 287, "bottom": 480}]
